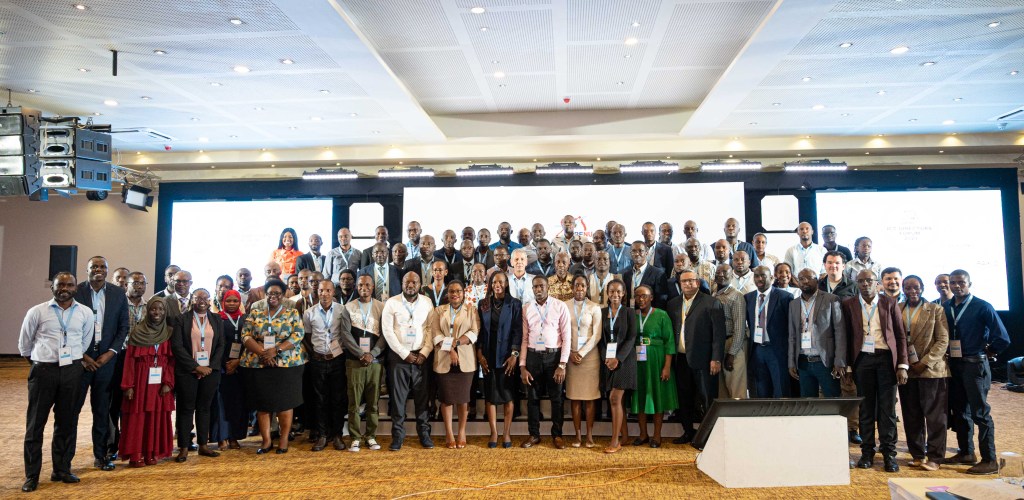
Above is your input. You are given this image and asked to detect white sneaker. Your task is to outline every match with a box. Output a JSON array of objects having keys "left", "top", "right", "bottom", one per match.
[
  {"left": 349, "top": 440, "right": 360, "bottom": 452},
  {"left": 367, "top": 438, "right": 380, "bottom": 451}
]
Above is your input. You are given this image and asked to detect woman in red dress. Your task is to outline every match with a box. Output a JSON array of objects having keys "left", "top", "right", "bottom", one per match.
[{"left": 119, "top": 296, "right": 175, "bottom": 467}]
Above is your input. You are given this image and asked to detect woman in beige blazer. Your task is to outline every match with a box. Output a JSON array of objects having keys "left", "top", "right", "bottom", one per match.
[{"left": 424, "top": 280, "right": 480, "bottom": 449}]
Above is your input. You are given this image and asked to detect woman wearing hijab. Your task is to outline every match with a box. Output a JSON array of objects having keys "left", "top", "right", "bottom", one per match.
[
  {"left": 475, "top": 272, "right": 522, "bottom": 449},
  {"left": 210, "top": 289, "right": 248, "bottom": 450},
  {"left": 119, "top": 296, "right": 175, "bottom": 467},
  {"left": 170, "top": 289, "right": 226, "bottom": 462},
  {"left": 240, "top": 278, "right": 306, "bottom": 454},
  {"left": 271, "top": 228, "right": 303, "bottom": 279}
]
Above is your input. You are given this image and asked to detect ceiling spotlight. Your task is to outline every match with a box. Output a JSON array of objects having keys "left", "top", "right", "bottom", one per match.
[
  {"left": 1011, "top": 70, "right": 1019, "bottom": 76},
  {"left": 497, "top": 84, "right": 507, "bottom": 88},
  {"left": 73, "top": 4, "right": 87, "bottom": 10},
  {"left": 456, "top": 164, "right": 514, "bottom": 177},
  {"left": 840, "top": 113, "right": 851, "bottom": 117},
  {"left": 78, "top": 68, "right": 90, "bottom": 72},
  {"left": 103, "top": 99, "right": 118, "bottom": 106},
  {"left": 479, "top": 26, "right": 489, "bottom": 32},
  {"left": 348, "top": 112, "right": 358, "bottom": 117},
  {"left": 121, "top": 185, "right": 154, "bottom": 212},
  {"left": 153, "top": 49, "right": 166, "bottom": 55},
  {"left": 920, "top": 61, "right": 936, "bottom": 66},
  {"left": 27, "top": 89, "right": 38, "bottom": 93},
  {"left": 210, "top": 82, "right": 223, "bottom": 87},
  {"left": 536, "top": 162, "right": 594, "bottom": 175},
  {"left": 310, "top": 116, "right": 322, "bottom": 121},
  {"left": 493, "top": 71, "right": 505, "bottom": 78},
  {"left": 619, "top": 160, "right": 679, "bottom": 174},
  {"left": 470, "top": 6, "right": 485, "bottom": 14},
  {"left": 228, "top": 135, "right": 238, "bottom": 138},
  {"left": 616, "top": 81, "right": 625, "bottom": 86},
  {"left": 631, "top": 21, "right": 640, "bottom": 27},
  {"left": 908, "top": 118, "right": 918, "bottom": 122},
  {"left": 378, "top": 166, "right": 435, "bottom": 178},
  {"left": 953, "top": 97, "right": 962, "bottom": 102},
  {"left": 812, "top": 104, "right": 826, "bottom": 110},
  {"left": 303, "top": 168, "right": 358, "bottom": 180},
  {"left": 490, "top": 60, "right": 499, "bottom": 64},
  {"left": 190, "top": 117, "right": 200, "bottom": 121},
  {"left": 198, "top": 137, "right": 209, "bottom": 142},
  {"left": 942, "top": 119, "right": 955, "bottom": 125},
  {"left": 988, "top": 21, "right": 1000, "bottom": 28},
  {"left": 624, "top": 37, "right": 638, "bottom": 45},
  {"left": 838, "top": 42, "right": 853, "bottom": 48},
  {"left": 280, "top": 58, "right": 294, "bottom": 64},
  {"left": 700, "top": 160, "right": 762, "bottom": 171},
  {"left": 229, "top": 18, "right": 243, "bottom": 25},
  {"left": 319, "top": 89, "right": 331, "bottom": 94},
  {"left": 771, "top": 102, "right": 781, "bottom": 106},
  {"left": 783, "top": 159, "right": 848, "bottom": 172},
  {"left": 140, "top": 96, "right": 151, "bottom": 100},
  {"left": 623, "top": 54, "right": 631, "bottom": 59},
  {"left": 233, "top": 65, "right": 250, "bottom": 73},
  {"left": 890, "top": 46, "right": 910, "bottom": 54},
  {"left": 253, "top": 106, "right": 264, "bottom": 111},
  {"left": 876, "top": 90, "right": 886, "bottom": 95}
]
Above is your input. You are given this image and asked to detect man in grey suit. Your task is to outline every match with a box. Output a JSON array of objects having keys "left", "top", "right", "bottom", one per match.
[{"left": 788, "top": 269, "right": 847, "bottom": 397}]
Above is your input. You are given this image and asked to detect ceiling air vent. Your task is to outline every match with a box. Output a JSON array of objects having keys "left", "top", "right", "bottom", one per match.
[{"left": 108, "top": 128, "right": 177, "bottom": 143}]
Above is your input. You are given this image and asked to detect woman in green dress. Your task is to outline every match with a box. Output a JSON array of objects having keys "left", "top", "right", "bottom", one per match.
[{"left": 631, "top": 284, "right": 678, "bottom": 448}]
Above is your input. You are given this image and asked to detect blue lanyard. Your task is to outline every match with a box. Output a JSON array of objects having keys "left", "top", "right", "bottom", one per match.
[
  {"left": 193, "top": 313, "right": 208, "bottom": 350},
  {"left": 402, "top": 298, "right": 418, "bottom": 327},
  {"left": 573, "top": 300, "right": 585, "bottom": 332},
  {"left": 540, "top": 263, "right": 551, "bottom": 276},
  {"left": 638, "top": 307, "right": 651, "bottom": 335},
  {"left": 433, "top": 286, "right": 445, "bottom": 307},
  {"left": 535, "top": 300, "right": 551, "bottom": 328},
  {"left": 904, "top": 302, "right": 922, "bottom": 331},
  {"left": 609, "top": 245, "right": 624, "bottom": 266},
  {"left": 756, "top": 292, "right": 769, "bottom": 318},
  {"left": 950, "top": 295, "right": 973, "bottom": 337},
  {"left": 801, "top": 296, "right": 815, "bottom": 329},
  {"left": 449, "top": 304, "right": 462, "bottom": 325},
  {"left": 339, "top": 248, "right": 353, "bottom": 267},
  {"left": 318, "top": 304, "right": 333, "bottom": 331},
  {"left": 859, "top": 295, "right": 878, "bottom": 327},
  {"left": 512, "top": 277, "right": 526, "bottom": 299},
  {"left": 52, "top": 303, "right": 77, "bottom": 347},
  {"left": 357, "top": 301, "right": 371, "bottom": 330},
  {"left": 608, "top": 304, "right": 622, "bottom": 339}
]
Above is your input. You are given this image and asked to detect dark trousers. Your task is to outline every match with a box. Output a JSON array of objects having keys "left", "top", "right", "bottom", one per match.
[
  {"left": 108, "top": 353, "right": 126, "bottom": 454},
  {"left": 749, "top": 343, "right": 789, "bottom": 398},
  {"left": 175, "top": 371, "right": 221, "bottom": 447},
  {"left": 797, "top": 357, "right": 841, "bottom": 397},
  {"left": 674, "top": 353, "right": 715, "bottom": 431},
  {"left": 525, "top": 349, "right": 564, "bottom": 438},
  {"left": 73, "top": 354, "right": 116, "bottom": 460},
  {"left": 308, "top": 356, "right": 347, "bottom": 439},
  {"left": 949, "top": 357, "right": 996, "bottom": 461},
  {"left": 854, "top": 350, "right": 898, "bottom": 458},
  {"left": 387, "top": 352, "right": 431, "bottom": 444},
  {"left": 25, "top": 361, "right": 84, "bottom": 479},
  {"left": 898, "top": 377, "right": 948, "bottom": 462}
]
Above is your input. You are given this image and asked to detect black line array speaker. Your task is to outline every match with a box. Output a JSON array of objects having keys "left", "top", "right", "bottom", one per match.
[
  {"left": 48, "top": 245, "right": 78, "bottom": 281},
  {"left": 0, "top": 107, "right": 42, "bottom": 196}
]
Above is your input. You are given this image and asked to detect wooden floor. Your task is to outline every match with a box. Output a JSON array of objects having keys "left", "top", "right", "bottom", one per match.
[{"left": 2, "top": 358, "right": 1022, "bottom": 499}]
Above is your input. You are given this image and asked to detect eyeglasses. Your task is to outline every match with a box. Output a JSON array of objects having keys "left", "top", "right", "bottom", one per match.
[
  {"left": 267, "top": 291, "right": 284, "bottom": 297},
  {"left": 679, "top": 279, "right": 698, "bottom": 284},
  {"left": 173, "top": 279, "right": 192, "bottom": 284},
  {"left": 856, "top": 279, "right": 876, "bottom": 284}
]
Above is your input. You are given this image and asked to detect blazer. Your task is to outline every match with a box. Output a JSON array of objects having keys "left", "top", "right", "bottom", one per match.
[
  {"left": 423, "top": 303, "right": 480, "bottom": 374},
  {"left": 476, "top": 294, "right": 524, "bottom": 366},
  {"left": 664, "top": 277, "right": 713, "bottom": 303},
  {"left": 295, "top": 252, "right": 327, "bottom": 274},
  {"left": 840, "top": 294, "right": 909, "bottom": 370},
  {"left": 404, "top": 257, "right": 446, "bottom": 286},
  {"left": 899, "top": 301, "right": 950, "bottom": 378},
  {"left": 650, "top": 242, "right": 674, "bottom": 271},
  {"left": 621, "top": 265, "right": 668, "bottom": 309},
  {"left": 787, "top": 291, "right": 847, "bottom": 370},
  {"left": 357, "top": 263, "right": 402, "bottom": 300},
  {"left": 169, "top": 310, "right": 226, "bottom": 374},
  {"left": 359, "top": 244, "right": 391, "bottom": 268},
  {"left": 744, "top": 287, "right": 794, "bottom": 362},
  {"left": 473, "top": 247, "right": 496, "bottom": 270},
  {"left": 433, "top": 248, "right": 463, "bottom": 269},
  {"left": 666, "top": 291, "right": 726, "bottom": 367},
  {"left": 74, "top": 281, "right": 130, "bottom": 355},
  {"left": 244, "top": 285, "right": 266, "bottom": 311}
]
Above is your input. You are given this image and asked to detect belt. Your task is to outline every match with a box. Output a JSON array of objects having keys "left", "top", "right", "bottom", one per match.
[
  {"left": 310, "top": 351, "right": 338, "bottom": 362},
  {"left": 32, "top": 361, "right": 60, "bottom": 366},
  {"left": 528, "top": 347, "right": 560, "bottom": 354},
  {"left": 755, "top": 341, "right": 772, "bottom": 347},
  {"left": 799, "top": 354, "right": 822, "bottom": 363},
  {"left": 862, "top": 349, "right": 891, "bottom": 355},
  {"left": 952, "top": 355, "right": 986, "bottom": 361},
  {"left": 639, "top": 337, "right": 664, "bottom": 346}
]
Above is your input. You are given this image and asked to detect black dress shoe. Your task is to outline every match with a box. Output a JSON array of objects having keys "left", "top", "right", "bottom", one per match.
[
  {"left": 187, "top": 443, "right": 198, "bottom": 451},
  {"left": 22, "top": 478, "right": 38, "bottom": 492},
  {"left": 94, "top": 459, "right": 115, "bottom": 471},
  {"left": 275, "top": 447, "right": 289, "bottom": 454},
  {"left": 419, "top": 435, "right": 434, "bottom": 449},
  {"left": 848, "top": 430, "right": 863, "bottom": 445},
  {"left": 50, "top": 472, "right": 80, "bottom": 483},
  {"left": 256, "top": 446, "right": 273, "bottom": 455},
  {"left": 672, "top": 431, "right": 695, "bottom": 445},
  {"left": 856, "top": 455, "right": 874, "bottom": 469},
  {"left": 884, "top": 458, "right": 899, "bottom": 473}
]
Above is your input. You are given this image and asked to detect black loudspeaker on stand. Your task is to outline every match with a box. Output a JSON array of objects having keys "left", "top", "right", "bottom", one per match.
[{"left": 48, "top": 245, "right": 77, "bottom": 281}]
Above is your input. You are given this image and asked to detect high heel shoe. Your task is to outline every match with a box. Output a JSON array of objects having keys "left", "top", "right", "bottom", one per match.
[
  {"left": 275, "top": 447, "right": 289, "bottom": 454},
  {"left": 256, "top": 445, "right": 274, "bottom": 455},
  {"left": 502, "top": 441, "right": 512, "bottom": 449}
]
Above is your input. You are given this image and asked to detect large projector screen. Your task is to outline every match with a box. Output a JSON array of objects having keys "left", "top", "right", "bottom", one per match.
[
  {"left": 170, "top": 199, "right": 332, "bottom": 291},
  {"left": 403, "top": 182, "right": 747, "bottom": 252},
  {"left": 816, "top": 190, "right": 1008, "bottom": 310}
]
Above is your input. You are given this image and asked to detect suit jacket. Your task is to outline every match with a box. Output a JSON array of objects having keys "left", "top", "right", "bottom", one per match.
[
  {"left": 295, "top": 251, "right": 327, "bottom": 274},
  {"left": 433, "top": 249, "right": 463, "bottom": 270},
  {"left": 473, "top": 247, "right": 495, "bottom": 270},
  {"left": 649, "top": 242, "right": 674, "bottom": 271},
  {"left": 568, "top": 262, "right": 596, "bottom": 277},
  {"left": 74, "top": 282, "right": 130, "bottom": 355},
  {"left": 665, "top": 277, "right": 712, "bottom": 303},
  {"left": 745, "top": 287, "right": 794, "bottom": 362},
  {"left": 169, "top": 310, "right": 226, "bottom": 374},
  {"left": 787, "top": 291, "right": 847, "bottom": 370},
  {"left": 666, "top": 292, "right": 726, "bottom": 367},
  {"left": 818, "top": 275, "right": 857, "bottom": 299},
  {"left": 423, "top": 303, "right": 480, "bottom": 373},
  {"left": 840, "top": 294, "right": 909, "bottom": 370},
  {"left": 359, "top": 244, "right": 391, "bottom": 269},
  {"left": 621, "top": 265, "right": 667, "bottom": 309},
  {"left": 476, "top": 294, "right": 523, "bottom": 366},
  {"left": 357, "top": 263, "right": 402, "bottom": 300},
  {"left": 244, "top": 286, "right": 266, "bottom": 311},
  {"left": 450, "top": 259, "right": 477, "bottom": 283},
  {"left": 526, "top": 260, "right": 557, "bottom": 278},
  {"left": 899, "top": 301, "right": 950, "bottom": 378},
  {"left": 404, "top": 257, "right": 446, "bottom": 286}
]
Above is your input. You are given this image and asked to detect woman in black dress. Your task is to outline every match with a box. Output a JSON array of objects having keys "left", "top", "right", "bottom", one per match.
[
  {"left": 475, "top": 272, "right": 523, "bottom": 449},
  {"left": 601, "top": 279, "right": 637, "bottom": 454}
]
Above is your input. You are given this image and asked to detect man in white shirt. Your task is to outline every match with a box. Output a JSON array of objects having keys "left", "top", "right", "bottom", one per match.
[
  {"left": 380, "top": 273, "right": 434, "bottom": 451},
  {"left": 405, "top": 221, "right": 422, "bottom": 258},
  {"left": 752, "top": 233, "right": 780, "bottom": 271},
  {"left": 784, "top": 222, "right": 827, "bottom": 275},
  {"left": 681, "top": 220, "right": 713, "bottom": 263},
  {"left": 506, "top": 248, "right": 536, "bottom": 304},
  {"left": 553, "top": 214, "right": 589, "bottom": 254},
  {"left": 301, "top": 280, "right": 348, "bottom": 452},
  {"left": 20, "top": 273, "right": 94, "bottom": 491},
  {"left": 730, "top": 250, "right": 757, "bottom": 294}
]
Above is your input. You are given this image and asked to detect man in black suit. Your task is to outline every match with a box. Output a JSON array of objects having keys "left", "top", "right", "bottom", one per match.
[
  {"left": 163, "top": 270, "right": 193, "bottom": 323},
  {"left": 359, "top": 225, "right": 391, "bottom": 268},
  {"left": 640, "top": 222, "right": 674, "bottom": 271},
  {"left": 745, "top": 265, "right": 794, "bottom": 398},
  {"left": 433, "top": 229, "right": 462, "bottom": 270},
  {"left": 72, "top": 256, "right": 129, "bottom": 471},
  {"left": 296, "top": 233, "right": 327, "bottom": 274},
  {"left": 403, "top": 235, "right": 444, "bottom": 287},
  {"left": 667, "top": 270, "right": 726, "bottom": 444},
  {"left": 621, "top": 241, "right": 668, "bottom": 309},
  {"left": 358, "top": 242, "right": 402, "bottom": 301},
  {"left": 153, "top": 264, "right": 180, "bottom": 298},
  {"left": 450, "top": 239, "right": 478, "bottom": 283}
]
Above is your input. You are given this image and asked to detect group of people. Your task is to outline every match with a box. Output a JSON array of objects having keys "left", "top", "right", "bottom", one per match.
[{"left": 18, "top": 216, "right": 1012, "bottom": 493}]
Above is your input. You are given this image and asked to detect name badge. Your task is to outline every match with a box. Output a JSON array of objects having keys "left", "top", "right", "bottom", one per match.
[
  {"left": 441, "top": 337, "right": 454, "bottom": 352},
  {"left": 576, "top": 335, "right": 586, "bottom": 351},
  {"left": 801, "top": 331, "right": 812, "bottom": 350},
  {"left": 195, "top": 350, "right": 210, "bottom": 367},
  {"left": 629, "top": 298, "right": 635, "bottom": 309},
  {"left": 404, "top": 327, "right": 417, "bottom": 348},
  {"left": 908, "top": 344, "right": 920, "bottom": 364},
  {"left": 535, "top": 335, "right": 546, "bottom": 348},
  {"left": 329, "top": 339, "right": 343, "bottom": 357},
  {"left": 148, "top": 366, "right": 162, "bottom": 384},
  {"left": 229, "top": 342, "right": 242, "bottom": 358},
  {"left": 59, "top": 346, "right": 72, "bottom": 367},
  {"left": 95, "top": 322, "right": 103, "bottom": 344},
  {"left": 359, "top": 336, "right": 372, "bottom": 353},
  {"left": 605, "top": 342, "right": 617, "bottom": 359},
  {"left": 949, "top": 339, "right": 962, "bottom": 358},
  {"left": 753, "top": 327, "right": 764, "bottom": 344},
  {"left": 862, "top": 336, "right": 876, "bottom": 353},
  {"left": 636, "top": 344, "right": 647, "bottom": 361},
  {"left": 263, "top": 335, "right": 276, "bottom": 351}
]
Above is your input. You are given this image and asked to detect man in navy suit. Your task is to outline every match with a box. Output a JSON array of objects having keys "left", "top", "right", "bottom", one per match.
[
  {"left": 621, "top": 241, "right": 667, "bottom": 309},
  {"left": 358, "top": 242, "right": 402, "bottom": 302},
  {"left": 745, "top": 265, "right": 793, "bottom": 398},
  {"left": 72, "top": 256, "right": 129, "bottom": 471}
]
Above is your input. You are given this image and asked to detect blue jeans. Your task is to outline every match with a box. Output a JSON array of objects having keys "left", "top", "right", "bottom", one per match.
[{"left": 797, "top": 357, "right": 840, "bottom": 397}]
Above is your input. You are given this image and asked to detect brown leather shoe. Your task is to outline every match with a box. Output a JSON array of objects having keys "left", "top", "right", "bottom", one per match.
[
  {"left": 520, "top": 436, "right": 541, "bottom": 449},
  {"left": 311, "top": 437, "right": 327, "bottom": 452},
  {"left": 553, "top": 437, "right": 565, "bottom": 449}
]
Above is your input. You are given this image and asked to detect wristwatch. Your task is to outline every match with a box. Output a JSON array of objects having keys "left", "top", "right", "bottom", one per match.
[
  {"left": 511, "top": 350, "right": 520, "bottom": 358},
  {"left": 558, "top": 363, "right": 567, "bottom": 370}
]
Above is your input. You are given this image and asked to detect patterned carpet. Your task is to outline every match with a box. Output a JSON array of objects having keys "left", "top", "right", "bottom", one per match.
[{"left": 2, "top": 358, "right": 1021, "bottom": 499}]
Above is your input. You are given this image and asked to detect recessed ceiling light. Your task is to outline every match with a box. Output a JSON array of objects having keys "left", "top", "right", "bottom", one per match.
[
  {"left": 78, "top": 68, "right": 90, "bottom": 72},
  {"left": 631, "top": 21, "right": 640, "bottom": 27},
  {"left": 497, "top": 83, "right": 506, "bottom": 88},
  {"left": 908, "top": 118, "right": 917, "bottom": 122},
  {"left": 210, "top": 165, "right": 216, "bottom": 169},
  {"left": 253, "top": 106, "right": 264, "bottom": 111},
  {"left": 624, "top": 37, "right": 638, "bottom": 45},
  {"left": 942, "top": 119, "right": 955, "bottom": 125},
  {"left": 838, "top": 42, "right": 853, "bottom": 48},
  {"left": 349, "top": 112, "right": 358, "bottom": 117},
  {"left": 470, "top": 6, "right": 485, "bottom": 14},
  {"left": 1011, "top": 70, "right": 1019, "bottom": 76},
  {"left": 876, "top": 90, "right": 886, "bottom": 95},
  {"left": 865, "top": 152, "right": 870, "bottom": 155},
  {"left": 271, "top": 164, "right": 276, "bottom": 167},
  {"left": 615, "top": 81, "right": 625, "bottom": 86},
  {"left": 876, "top": 134, "right": 884, "bottom": 137},
  {"left": 803, "top": 135, "right": 811, "bottom": 139},
  {"left": 953, "top": 97, "right": 962, "bottom": 102},
  {"left": 288, "top": 126, "right": 298, "bottom": 130},
  {"left": 233, "top": 65, "right": 250, "bottom": 73},
  {"left": 92, "top": 112, "right": 101, "bottom": 116},
  {"left": 198, "top": 150, "right": 204, "bottom": 153},
  {"left": 198, "top": 137, "right": 209, "bottom": 142},
  {"left": 371, "top": 130, "right": 381, "bottom": 134},
  {"left": 917, "top": 166, "right": 923, "bottom": 170},
  {"left": 801, "top": 76, "right": 812, "bottom": 82},
  {"left": 140, "top": 96, "right": 151, "bottom": 100},
  {"left": 665, "top": 156, "right": 671, "bottom": 159},
  {"left": 812, "top": 104, "right": 826, "bottom": 110},
  {"left": 479, "top": 26, "right": 489, "bottom": 32},
  {"left": 988, "top": 21, "right": 1000, "bottom": 28},
  {"left": 920, "top": 61, "right": 936, "bottom": 66},
  {"left": 229, "top": 18, "right": 243, "bottom": 25},
  {"left": 73, "top": 4, "right": 87, "bottom": 10},
  {"left": 939, "top": 150, "right": 945, "bottom": 153},
  {"left": 280, "top": 58, "right": 294, "bottom": 64},
  {"left": 319, "top": 89, "right": 331, "bottom": 94},
  {"left": 103, "top": 99, "right": 118, "bottom": 106},
  {"left": 27, "top": 89, "right": 38, "bottom": 93},
  {"left": 890, "top": 46, "right": 910, "bottom": 54},
  {"left": 310, "top": 116, "right": 322, "bottom": 121},
  {"left": 771, "top": 102, "right": 781, "bottom": 106},
  {"left": 210, "top": 82, "right": 223, "bottom": 87},
  {"left": 493, "top": 71, "right": 505, "bottom": 78},
  {"left": 228, "top": 135, "right": 238, "bottom": 138},
  {"left": 153, "top": 49, "right": 166, "bottom": 55},
  {"left": 749, "top": 122, "right": 758, "bottom": 125},
  {"left": 950, "top": 132, "right": 957, "bottom": 135},
  {"left": 840, "top": 113, "right": 851, "bottom": 117},
  {"left": 623, "top": 54, "right": 631, "bottom": 59},
  {"left": 796, "top": 153, "right": 802, "bottom": 156},
  {"left": 190, "top": 117, "right": 200, "bottom": 121},
  {"left": 490, "top": 60, "right": 499, "bottom": 64}
]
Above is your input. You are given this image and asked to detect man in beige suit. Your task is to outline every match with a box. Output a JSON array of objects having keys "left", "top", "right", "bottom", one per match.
[{"left": 898, "top": 275, "right": 950, "bottom": 471}]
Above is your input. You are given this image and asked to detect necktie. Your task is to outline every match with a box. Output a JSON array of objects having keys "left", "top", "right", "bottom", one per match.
[
  {"left": 179, "top": 298, "right": 187, "bottom": 311},
  {"left": 758, "top": 293, "right": 768, "bottom": 342},
  {"left": 375, "top": 266, "right": 386, "bottom": 300}
]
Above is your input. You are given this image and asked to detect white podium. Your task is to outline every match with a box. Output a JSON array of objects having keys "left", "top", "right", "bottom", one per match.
[{"left": 697, "top": 415, "right": 850, "bottom": 488}]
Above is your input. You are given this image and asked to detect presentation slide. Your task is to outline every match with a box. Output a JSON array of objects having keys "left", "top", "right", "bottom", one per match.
[
  {"left": 170, "top": 199, "right": 333, "bottom": 291},
  {"left": 403, "top": 182, "right": 749, "bottom": 253},
  {"left": 816, "top": 190, "right": 1008, "bottom": 310}
]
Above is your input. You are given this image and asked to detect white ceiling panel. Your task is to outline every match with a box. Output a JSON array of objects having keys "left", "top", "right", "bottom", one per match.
[
  {"left": 343, "top": 0, "right": 458, "bottom": 51},
  {"left": 831, "top": 0, "right": 1024, "bottom": 13},
  {"left": 653, "top": 1, "right": 775, "bottom": 69},
  {"left": 636, "top": 67, "right": 724, "bottom": 109},
  {"left": 566, "top": 0, "right": 660, "bottom": 42}
]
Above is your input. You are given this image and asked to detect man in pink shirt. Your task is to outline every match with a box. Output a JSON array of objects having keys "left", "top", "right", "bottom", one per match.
[{"left": 519, "top": 276, "right": 571, "bottom": 449}]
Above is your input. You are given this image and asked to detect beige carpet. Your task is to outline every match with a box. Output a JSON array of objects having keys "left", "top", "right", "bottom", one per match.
[{"left": 2, "top": 358, "right": 1021, "bottom": 499}]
